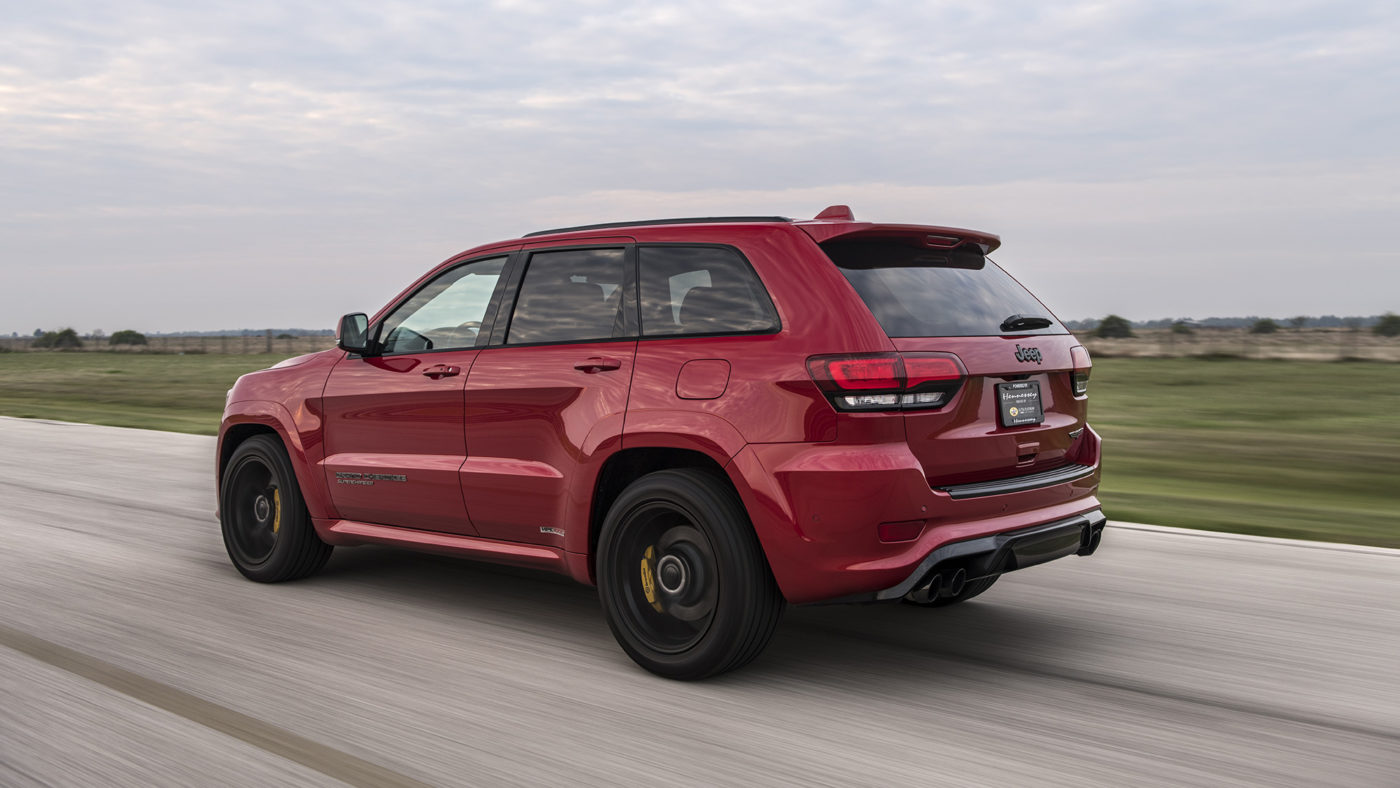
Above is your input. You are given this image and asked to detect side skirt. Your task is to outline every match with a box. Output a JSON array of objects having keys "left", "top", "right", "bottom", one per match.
[{"left": 313, "top": 518, "right": 592, "bottom": 583}]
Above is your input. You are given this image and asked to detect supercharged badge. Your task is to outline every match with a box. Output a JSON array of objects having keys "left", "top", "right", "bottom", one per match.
[{"left": 335, "top": 471, "right": 407, "bottom": 486}]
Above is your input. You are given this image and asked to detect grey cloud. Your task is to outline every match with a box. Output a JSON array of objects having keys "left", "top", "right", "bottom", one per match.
[{"left": 1, "top": 0, "right": 1397, "bottom": 331}]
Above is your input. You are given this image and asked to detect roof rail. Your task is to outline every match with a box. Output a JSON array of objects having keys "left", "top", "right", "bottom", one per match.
[{"left": 523, "top": 216, "right": 792, "bottom": 238}]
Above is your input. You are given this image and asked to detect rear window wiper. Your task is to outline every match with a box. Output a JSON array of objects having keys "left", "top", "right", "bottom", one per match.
[{"left": 1000, "top": 314, "right": 1053, "bottom": 332}]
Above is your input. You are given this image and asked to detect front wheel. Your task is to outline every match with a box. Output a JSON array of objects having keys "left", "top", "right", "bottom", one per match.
[
  {"left": 597, "top": 469, "right": 783, "bottom": 680},
  {"left": 219, "top": 434, "right": 332, "bottom": 582}
]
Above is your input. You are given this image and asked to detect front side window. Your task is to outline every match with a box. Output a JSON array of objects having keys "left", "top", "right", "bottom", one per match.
[
  {"left": 507, "top": 248, "right": 628, "bottom": 344},
  {"left": 379, "top": 257, "right": 506, "bottom": 354},
  {"left": 639, "top": 246, "right": 778, "bottom": 336}
]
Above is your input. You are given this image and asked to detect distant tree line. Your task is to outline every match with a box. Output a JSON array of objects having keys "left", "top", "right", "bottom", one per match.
[
  {"left": 140, "top": 328, "right": 336, "bottom": 337},
  {"left": 26, "top": 328, "right": 154, "bottom": 348},
  {"left": 1093, "top": 315, "right": 1134, "bottom": 338},
  {"left": 8, "top": 328, "right": 342, "bottom": 354},
  {"left": 1067, "top": 314, "right": 1395, "bottom": 333},
  {"left": 32, "top": 328, "right": 83, "bottom": 349},
  {"left": 110, "top": 330, "right": 148, "bottom": 346},
  {"left": 13, "top": 317, "right": 1399, "bottom": 350}
]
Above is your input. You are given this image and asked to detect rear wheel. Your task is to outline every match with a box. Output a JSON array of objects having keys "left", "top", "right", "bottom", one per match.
[
  {"left": 597, "top": 469, "right": 783, "bottom": 680},
  {"left": 220, "top": 434, "right": 332, "bottom": 582}
]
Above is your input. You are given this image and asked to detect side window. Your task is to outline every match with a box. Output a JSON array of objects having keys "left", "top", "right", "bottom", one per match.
[
  {"left": 639, "top": 246, "right": 778, "bottom": 336},
  {"left": 507, "top": 248, "right": 627, "bottom": 344},
  {"left": 379, "top": 257, "right": 506, "bottom": 354}
]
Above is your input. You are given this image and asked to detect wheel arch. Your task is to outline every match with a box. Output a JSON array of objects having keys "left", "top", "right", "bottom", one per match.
[
  {"left": 219, "top": 423, "right": 279, "bottom": 481},
  {"left": 586, "top": 446, "right": 747, "bottom": 583},
  {"left": 218, "top": 402, "right": 335, "bottom": 520}
]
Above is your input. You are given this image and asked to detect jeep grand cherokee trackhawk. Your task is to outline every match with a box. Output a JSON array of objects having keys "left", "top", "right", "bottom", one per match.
[{"left": 217, "top": 205, "right": 1104, "bottom": 679}]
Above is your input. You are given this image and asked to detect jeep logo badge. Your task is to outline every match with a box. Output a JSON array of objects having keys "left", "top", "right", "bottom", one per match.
[{"left": 1014, "top": 344, "right": 1042, "bottom": 364}]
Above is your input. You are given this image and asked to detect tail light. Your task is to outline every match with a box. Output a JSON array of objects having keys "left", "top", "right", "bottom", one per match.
[
  {"left": 807, "top": 353, "right": 965, "bottom": 412},
  {"left": 1070, "top": 345, "right": 1092, "bottom": 396}
]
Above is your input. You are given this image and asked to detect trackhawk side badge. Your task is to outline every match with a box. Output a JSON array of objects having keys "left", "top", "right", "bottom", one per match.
[
  {"left": 539, "top": 527, "right": 565, "bottom": 536},
  {"left": 1014, "top": 344, "right": 1043, "bottom": 364},
  {"left": 335, "top": 471, "right": 408, "bottom": 486}
]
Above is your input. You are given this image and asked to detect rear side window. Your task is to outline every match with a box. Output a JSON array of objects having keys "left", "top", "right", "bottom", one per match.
[
  {"left": 507, "top": 248, "right": 627, "bottom": 344},
  {"left": 639, "top": 246, "right": 778, "bottom": 336},
  {"left": 824, "top": 242, "right": 1065, "bottom": 338}
]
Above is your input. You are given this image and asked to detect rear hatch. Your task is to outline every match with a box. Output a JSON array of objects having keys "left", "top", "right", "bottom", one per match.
[{"left": 818, "top": 236, "right": 1090, "bottom": 488}]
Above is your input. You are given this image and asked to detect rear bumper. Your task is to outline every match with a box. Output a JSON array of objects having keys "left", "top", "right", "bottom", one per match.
[
  {"left": 725, "top": 428, "right": 1103, "bottom": 604},
  {"left": 935, "top": 463, "right": 1095, "bottom": 499},
  {"left": 856, "top": 509, "right": 1105, "bottom": 603}
]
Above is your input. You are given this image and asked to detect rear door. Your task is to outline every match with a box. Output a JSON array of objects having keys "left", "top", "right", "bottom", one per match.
[
  {"left": 321, "top": 254, "right": 511, "bottom": 534},
  {"left": 822, "top": 239, "right": 1088, "bottom": 487},
  {"left": 462, "top": 244, "right": 637, "bottom": 546}
]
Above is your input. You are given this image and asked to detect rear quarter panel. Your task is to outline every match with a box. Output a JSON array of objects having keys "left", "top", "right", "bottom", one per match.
[{"left": 622, "top": 224, "right": 896, "bottom": 448}]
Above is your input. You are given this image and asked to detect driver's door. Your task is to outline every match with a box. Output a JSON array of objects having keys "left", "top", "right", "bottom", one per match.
[{"left": 321, "top": 254, "right": 510, "bottom": 535}]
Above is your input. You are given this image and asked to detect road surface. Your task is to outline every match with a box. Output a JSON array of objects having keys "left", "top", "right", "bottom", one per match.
[{"left": 1, "top": 417, "right": 1396, "bottom": 786}]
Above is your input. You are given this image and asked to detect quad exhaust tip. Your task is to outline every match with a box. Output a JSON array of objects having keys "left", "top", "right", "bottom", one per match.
[
  {"left": 878, "top": 510, "right": 1104, "bottom": 606},
  {"left": 943, "top": 567, "right": 967, "bottom": 598},
  {"left": 904, "top": 566, "right": 969, "bottom": 604},
  {"left": 906, "top": 573, "right": 943, "bottom": 604}
]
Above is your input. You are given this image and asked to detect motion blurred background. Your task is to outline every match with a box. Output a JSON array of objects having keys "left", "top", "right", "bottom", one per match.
[
  {"left": 1, "top": 2, "right": 1398, "bottom": 786},
  {"left": 3, "top": 0, "right": 1397, "bottom": 548}
]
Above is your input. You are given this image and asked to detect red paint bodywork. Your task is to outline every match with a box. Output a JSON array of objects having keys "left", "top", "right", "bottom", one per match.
[{"left": 219, "top": 216, "right": 1101, "bottom": 604}]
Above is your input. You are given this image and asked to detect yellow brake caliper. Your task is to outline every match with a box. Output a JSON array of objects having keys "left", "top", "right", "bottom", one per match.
[
  {"left": 640, "top": 545, "right": 663, "bottom": 612},
  {"left": 272, "top": 488, "right": 282, "bottom": 534}
]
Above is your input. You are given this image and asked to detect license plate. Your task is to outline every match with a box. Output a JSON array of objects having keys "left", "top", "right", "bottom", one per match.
[{"left": 997, "top": 381, "right": 1043, "bottom": 427}]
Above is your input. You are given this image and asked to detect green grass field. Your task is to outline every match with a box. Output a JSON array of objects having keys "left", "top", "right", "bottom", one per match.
[
  {"left": 1, "top": 352, "right": 1396, "bottom": 547},
  {"left": 1090, "top": 357, "right": 1399, "bottom": 547},
  {"left": 0, "top": 352, "right": 286, "bottom": 435}
]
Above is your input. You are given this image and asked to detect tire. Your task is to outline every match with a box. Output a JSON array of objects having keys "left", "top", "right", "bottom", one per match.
[
  {"left": 903, "top": 574, "right": 999, "bottom": 608},
  {"left": 219, "top": 434, "right": 332, "bottom": 583},
  {"left": 597, "top": 469, "right": 784, "bottom": 680}
]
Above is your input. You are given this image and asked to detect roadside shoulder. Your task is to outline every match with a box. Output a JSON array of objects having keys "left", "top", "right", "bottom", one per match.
[{"left": 1110, "top": 521, "right": 1400, "bottom": 556}]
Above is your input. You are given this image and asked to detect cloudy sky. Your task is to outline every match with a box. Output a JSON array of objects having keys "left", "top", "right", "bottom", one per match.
[{"left": 2, "top": 0, "right": 1397, "bottom": 334}]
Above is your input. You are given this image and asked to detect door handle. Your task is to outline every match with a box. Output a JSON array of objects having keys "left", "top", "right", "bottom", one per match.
[
  {"left": 574, "top": 356, "right": 622, "bottom": 373},
  {"left": 422, "top": 364, "right": 461, "bottom": 379}
]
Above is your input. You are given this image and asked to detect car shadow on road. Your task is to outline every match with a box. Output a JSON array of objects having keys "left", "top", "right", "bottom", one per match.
[
  {"left": 295, "top": 545, "right": 1100, "bottom": 686},
  {"left": 310, "top": 545, "right": 607, "bottom": 638},
  {"left": 745, "top": 599, "right": 1099, "bottom": 686}
]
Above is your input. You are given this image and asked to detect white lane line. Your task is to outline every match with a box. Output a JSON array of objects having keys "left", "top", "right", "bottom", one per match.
[{"left": 1110, "top": 521, "right": 1400, "bottom": 556}]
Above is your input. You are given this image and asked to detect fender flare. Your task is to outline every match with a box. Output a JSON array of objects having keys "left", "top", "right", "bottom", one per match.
[
  {"left": 219, "top": 400, "right": 336, "bottom": 520},
  {"left": 567, "top": 412, "right": 750, "bottom": 568}
]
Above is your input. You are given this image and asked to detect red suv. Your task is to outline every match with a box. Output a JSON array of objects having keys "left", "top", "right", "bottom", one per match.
[{"left": 217, "top": 205, "right": 1103, "bottom": 679}]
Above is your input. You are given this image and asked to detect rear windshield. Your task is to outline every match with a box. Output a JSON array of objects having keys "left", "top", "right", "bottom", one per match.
[{"left": 824, "top": 241, "right": 1066, "bottom": 338}]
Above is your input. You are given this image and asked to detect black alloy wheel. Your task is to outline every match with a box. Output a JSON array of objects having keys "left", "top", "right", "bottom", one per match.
[
  {"left": 618, "top": 516, "right": 719, "bottom": 654},
  {"left": 598, "top": 469, "right": 783, "bottom": 680},
  {"left": 224, "top": 453, "right": 281, "bottom": 566},
  {"left": 219, "top": 434, "right": 332, "bottom": 582}
]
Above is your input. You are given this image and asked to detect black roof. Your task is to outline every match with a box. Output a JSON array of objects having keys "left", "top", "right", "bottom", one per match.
[{"left": 523, "top": 215, "right": 792, "bottom": 238}]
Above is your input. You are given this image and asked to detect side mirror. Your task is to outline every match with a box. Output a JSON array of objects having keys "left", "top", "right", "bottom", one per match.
[{"left": 337, "top": 313, "right": 371, "bottom": 354}]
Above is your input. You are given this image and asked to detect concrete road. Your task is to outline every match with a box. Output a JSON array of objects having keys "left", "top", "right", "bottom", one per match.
[{"left": 1, "top": 417, "right": 1396, "bottom": 787}]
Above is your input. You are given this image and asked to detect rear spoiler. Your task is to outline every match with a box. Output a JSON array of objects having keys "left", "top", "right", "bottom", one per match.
[{"left": 794, "top": 205, "right": 1001, "bottom": 254}]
